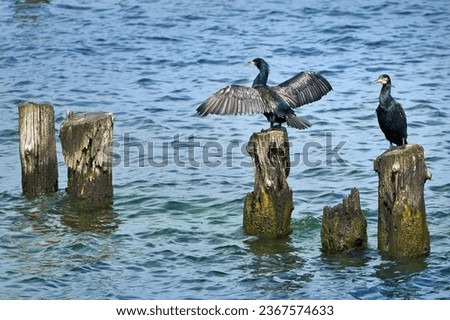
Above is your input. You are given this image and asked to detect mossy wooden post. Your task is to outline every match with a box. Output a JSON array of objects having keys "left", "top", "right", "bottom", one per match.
[
  {"left": 374, "top": 144, "right": 432, "bottom": 257},
  {"left": 243, "top": 127, "right": 293, "bottom": 239},
  {"left": 321, "top": 188, "right": 367, "bottom": 253},
  {"left": 60, "top": 112, "right": 114, "bottom": 200},
  {"left": 18, "top": 102, "right": 58, "bottom": 196}
]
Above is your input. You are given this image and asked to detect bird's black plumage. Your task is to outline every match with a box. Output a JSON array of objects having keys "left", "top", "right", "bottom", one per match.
[
  {"left": 196, "top": 58, "right": 332, "bottom": 130},
  {"left": 373, "top": 74, "right": 408, "bottom": 147}
]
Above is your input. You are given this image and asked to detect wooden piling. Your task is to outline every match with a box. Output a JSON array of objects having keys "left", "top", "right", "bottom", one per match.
[
  {"left": 18, "top": 102, "right": 58, "bottom": 196},
  {"left": 373, "top": 144, "right": 431, "bottom": 257},
  {"left": 60, "top": 112, "right": 114, "bottom": 200},
  {"left": 321, "top": 188, "right": 367, "bottom": 253},
  {"left": 243, "top": 128, "right": 293, "bottom": 239}
]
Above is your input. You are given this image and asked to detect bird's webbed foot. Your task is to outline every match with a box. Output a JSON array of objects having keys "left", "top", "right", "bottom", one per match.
[{"left": 261, "top": 122, "right": 280, "bottom": 133}]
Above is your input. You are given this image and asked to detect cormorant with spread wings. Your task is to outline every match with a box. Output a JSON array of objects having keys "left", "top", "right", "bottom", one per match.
[{"left": 196, "top": 58, "right": 332, "bottom": 130}]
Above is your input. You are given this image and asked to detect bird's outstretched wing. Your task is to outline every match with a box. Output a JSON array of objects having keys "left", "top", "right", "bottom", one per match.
[
  {"left": 272, "top": 71, "right": 332, "bottom": 109},
  {"left": 196, "top": 85, "right": 271, "bottom": 116}
]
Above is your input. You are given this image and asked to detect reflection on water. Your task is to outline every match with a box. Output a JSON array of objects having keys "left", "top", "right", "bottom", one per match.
[
  {"left": 13, "top": 0, "right": 50, "bottom": 24},
  {"left": 321, "top": 250, "right": 372, "bottom": 269},
  {"left": 1, "top": 192, "right": 119, "bottom": 299},
  {"left": 245, "top": 236, "right": 296, "bottom": 256},
  {"left": 17, "top": 192, "right": 120, "bottom": 236},
  {"left": 375, "top": 257, "right": 429, "bottom": 299},
  {"left": 242, "top": 237, "right": 313, "bottom": 299},
  {"left": 375, "top": 256, "right": 428, "bottom": 281},
  {"left": 60, "top": 196, "right": 120, "bottom": 235}
]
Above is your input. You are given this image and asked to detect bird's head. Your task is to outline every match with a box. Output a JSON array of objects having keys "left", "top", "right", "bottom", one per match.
[
  {"left": 250, "top": 58, "right": 269, "bottom": 72},
  {"left": 373, "top": 74, "right": 391, "bottom": 85}
]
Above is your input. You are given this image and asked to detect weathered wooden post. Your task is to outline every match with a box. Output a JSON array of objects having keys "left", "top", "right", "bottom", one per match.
[
  {"left": 373, "top": 144, "right": 431, "bottom": 257},
  {"left": 60, "top": 112, "right": 114, "bottom": 200},
  {"left": 321, "top": 188, "right": 367, "bottom": 253},
  {"left": 18, "top": 102, "right": 58, "bottom": 196},
  {"left": 243, "top": 128, "right": 293, "bottom": 239}
]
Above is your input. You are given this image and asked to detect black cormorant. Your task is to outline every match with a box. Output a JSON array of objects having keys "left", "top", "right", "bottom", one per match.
[
  {"left": 373, "top": 74, "right": 408, "bottom": 147},
  {"left": 196, "top": 58, "right": 332, "bottom": 130}
]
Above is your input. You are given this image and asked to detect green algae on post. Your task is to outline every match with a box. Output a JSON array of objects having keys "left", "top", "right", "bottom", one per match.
[
  {"left": 374, "top": 144, "right": 432, "bottom": 258},
  {"left": 321, "top": 188, "right": 367, "bottom": 254},
  {"left": 243, "top": 128, "right": 293, "bottom": 239}
]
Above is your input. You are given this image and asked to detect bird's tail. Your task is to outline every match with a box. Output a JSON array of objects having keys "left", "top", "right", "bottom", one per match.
[{"left": 286, "top": 115, "right": 312, "bottom": 130}]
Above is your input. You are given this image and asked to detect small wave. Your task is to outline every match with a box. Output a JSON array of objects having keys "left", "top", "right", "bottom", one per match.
[{"left": 56, "top": 4, "right": 92, "bottom": 11}]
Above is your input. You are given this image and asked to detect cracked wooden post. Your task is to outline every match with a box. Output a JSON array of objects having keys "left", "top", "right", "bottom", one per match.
[
  {"left": 60, "top": 112, "right": 114, "bottom": 200},
  {"left": 321, "top": 188, "right": 367, "bottom": 253},
  {"left": 374, "top": 144, "right": 432, "bottom": 257},
  {"left": 18, "top": 102, "right": 58, "bottom": 196},
  {"left": 243, "top": 127, "right": 293, "bottom": 239}
]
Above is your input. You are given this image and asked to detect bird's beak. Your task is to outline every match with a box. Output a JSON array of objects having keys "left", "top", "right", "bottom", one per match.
[
  {"left": 249, "top": 60, "right": 255, "bottom": 65},
  {"left": 372, "top": 78, "right": 381, "bottom": 85}
]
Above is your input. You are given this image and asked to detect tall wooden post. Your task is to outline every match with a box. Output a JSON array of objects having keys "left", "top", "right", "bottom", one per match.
[
  {"left": 18, "top": 102, "right": 58, "bottom": 196},
  {"left": 373, "top": 144, "right": 431, "bottom": 257},
  {"left": 60, "top": 112, "right": 114, "bottom": 200},
  {"left": 321, "top": 188, "right": 367, "bottom": 253},
  {"left": 243, "top": 128, "right": 293, "bottom": 239}
]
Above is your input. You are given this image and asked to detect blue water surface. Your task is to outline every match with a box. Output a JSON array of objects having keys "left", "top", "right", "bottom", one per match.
[{"left": 0, "top": 0, "right": 449, "bottom": 299}]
